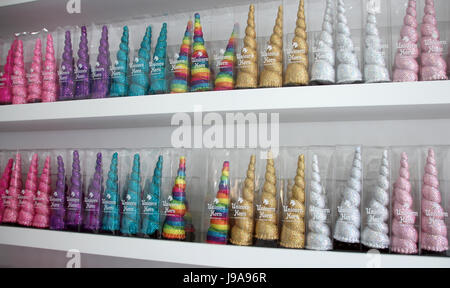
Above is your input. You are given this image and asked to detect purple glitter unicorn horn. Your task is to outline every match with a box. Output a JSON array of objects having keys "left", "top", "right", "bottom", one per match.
[
  {"left": 83, "top": 152, "right": 103, "bottom": 232},
  {"left": 66, "top": 150, "right": 82, "bottom": 231},
  {"left": 91, "top": 26, "right": 110, "bottom": 99},
  {"left": 75, "top": 26, "right": 90, "bottom": 99},
  {"left": 50, "top": 156, "right": 66, "bottom": 230},
  {"left": 59, "top": 31, "right": 75, "bottom": 101}
]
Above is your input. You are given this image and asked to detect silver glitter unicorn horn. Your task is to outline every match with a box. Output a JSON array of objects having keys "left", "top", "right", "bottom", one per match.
[
  {"left": 306, "top": 154, "right": 333, "bottom": 251},
  {"left": 334, "top": 147, "right": 362, "bottom": 244},
  {"left": 361, "top": 150, "right": 390, "bottom": 250},
  {"left": 310, "top": 0, "right": 336, "bottom": 84},
  {"left": 336, "top": 0, "right": 362, "bottom": 84},
  {"left": 364, "top": 11, "right": 390, "bottom": 83}
]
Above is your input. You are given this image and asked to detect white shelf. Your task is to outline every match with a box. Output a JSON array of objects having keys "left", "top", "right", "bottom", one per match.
[
  {"left": 0, "top": 81, "right": 450, "bottom": 131},
  {"left": 0, "top": 226, "right": 449, "bottom": 268}
]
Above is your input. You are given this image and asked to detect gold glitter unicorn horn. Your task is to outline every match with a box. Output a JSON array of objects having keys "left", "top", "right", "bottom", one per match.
[
  {"left": 235, "top": 4, "right": 258, "bottom": 89},
  {"left": 284, "top": 0, "right": 309, "bottom": 86},
  {"left": 259, "top": 5, "right": 283, "bottom": 88},
  {"left": 280, "top": 155, "right": 306, "bottom": 248},
  {"left": 230, "top": 155, "right": 256, "bottom": 246},
  {"left": 255, "top": 151, "right": 279, "bottom": 245}
]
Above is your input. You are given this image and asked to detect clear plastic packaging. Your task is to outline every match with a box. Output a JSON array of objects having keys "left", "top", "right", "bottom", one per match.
[
  {"left": 150, "top": 17, "right": 169, "bottom": 95},
  {"left": 228, "top": 148, "right": 259, "bottom": 246},
  {"left": 360, "top": 147, "right": 391, "bottom": 252},
  {"left": 73, "top": 25, "right": 92, "bottom": 100},
  {"left": 283, "top": 0, "right": 309, "bottom": 86},
  {"left": 419, "top": 146, "right": 449, "bottom": 256},
  {"left": 140, "top": 148, "right": 166, "bottom": 238},
  {"left": 90, "top": 24, "right": 111, "bottom": 99},
  {"left": 254, "top": 149, "right": 281, "bottom": 248},
  {"left": 49, "top": 149, "right": 69, "bottom": 230},
  {"left": 57, "top": 26, "right": 76, "bottom": 101},
  {"left": 65, "top": 149, "right": 85, "bottom": 232},
  {"left": 0, "top": 38, "right": 16, "bottom": 105},
  {"left": 305, "top": 146, "right": 335, "bottom": 251},
  {"left": 100, "top": 149, "right": 121, "bottom": 235},
  {"left": 279, "top": 147, "right": 307, "bottom": 249},
  {"left": 332, "top": 145, "right": 363, "bottom": 251},
  {"left": 362, "top": 0, "right": 392, "bottom": 83},
  {"left": 0, "top": 150, "right": 18, "bottom": 224},
  {"left": 258, "top": 1, "right": 284, "bottom": 88},
  {"left": 109, "top": 21, "right": 130, "bottom": 97},
  {"left": 82, "top": 150, "right": 103, "bottom": 233},
  {"left": 390, "top": 146, "right": 421, "bottom": 255},
  {"left": 335, "top": 0, "right": 363, "bottom": 84},
  {"left": 119, "top": 150, "right": 142, "bottom": 236}
]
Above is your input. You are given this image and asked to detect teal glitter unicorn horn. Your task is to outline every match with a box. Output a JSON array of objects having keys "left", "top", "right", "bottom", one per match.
[
  {"left": 140, "top": 155, "right": 163, "bottom": 237},
  {"left": 150, "top": 23, "right": 168, "bottom": 94},
  {"left": 120, "top": 154, "right": 141, "bottom": 236},
  {"left": 128, "top": 26, "right": 151, "bottom": 96},
  {"left": 101, "top": 152, "right": 120, "bottom": 234},
  {"left": 109, "top": 27, "right": 130, "bottom": 97}
]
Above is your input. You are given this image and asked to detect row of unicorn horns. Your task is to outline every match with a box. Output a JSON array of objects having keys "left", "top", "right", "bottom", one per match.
[{"left": 0, "top": 146, "right": 449, "bottom": 256}]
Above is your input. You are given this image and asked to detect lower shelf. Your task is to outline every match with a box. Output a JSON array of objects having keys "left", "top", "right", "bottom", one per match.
[{"left": 0, "top": 226, "right": 448, "bottom": 267}]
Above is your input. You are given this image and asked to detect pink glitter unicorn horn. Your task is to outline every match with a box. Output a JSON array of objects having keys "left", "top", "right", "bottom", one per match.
[
  {"left": 393, "top": 0, "right": 419, "bottom": 82},
  {"left": 391, "top": 152, "right": 418, "bottom": 254},
  {"left": 42, "top": 34, "right": 58, "bottom": 102},
  {"left": 11, "top": 40, "right": 27, "bottom": 104},
  {"left": 32, "top": 156, "right": 51, "bottom": 228},
  {"left": 0, "top": 40, "right": 17, "bottom": 105},
  {"left": 18, "top": 153, "right": 39, "bottom": 227},
  {"left": 26, "top": 38, "right": 43, "bottom": 103},
  {"left": 2, "top": 153, "right": 23, "bottom": 224},
  {"left": 420, "top": 0, "right": 447, "bottom": 81},
  {"left": 421, "top": 148, "right": 448, "bottom": 255},
  {"left": 0, "top": 158, "right": 14, "bottom": 223}
]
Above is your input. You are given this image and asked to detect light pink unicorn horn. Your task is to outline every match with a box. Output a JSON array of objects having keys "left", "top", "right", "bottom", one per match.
[
  {"left": 391, "top": 152, "right": 418, "bottom": 254},
  {"left": 2, "top": 153, "right": 23, "bottom": 223},
  {"left": 17, "top": 154, "right": 39, "bottom": 227},
  {"left": 32, "top": 156, "right": 51, "bottom": 228},
  {"left": 420, "top": 0, "right": 447, "bottom": 81},
  {"left": 421, "top": 148, "right": 448, "bottom": 252},
  {"left": 27, "top": 38, "right": 43, "bottom": 103},
  {"left": 42, "top": 34, "right": 58, "bottom": 102},
  {"left": 393, "top": 0, "right": 419, "bottom": 82},
  {"left": 11, "top": 40, "right": 27, "bottom": 104}
]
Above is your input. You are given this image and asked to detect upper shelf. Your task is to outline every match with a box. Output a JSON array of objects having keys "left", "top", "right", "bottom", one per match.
[
  {"left": 0, "top": 226, "right": 449, "bottom": 268},
  {"left": 0, "top": 0, "right": 252, "bottom": 36},
  {"left": 0, "top": 81, "right": 450, "bottom": 131}
]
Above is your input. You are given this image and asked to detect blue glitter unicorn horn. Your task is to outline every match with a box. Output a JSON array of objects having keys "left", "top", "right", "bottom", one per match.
[
  {"left": 150, "top": 23, "right": 168, "bottom": 94},
  {"left": 128, "top": 26, "right": 151, "bottom": 96},
  {"left": 110, "top": 26, "right": 129, "bottom": 97},
  {"left": 101, "top": 152, "right": 120, "bottom": 234},
  {"left": 120, "top": 154, "right": 141, "bottom": 236},
  {"left": 140, "top": 155, "right": 163, "bottom": 237}
]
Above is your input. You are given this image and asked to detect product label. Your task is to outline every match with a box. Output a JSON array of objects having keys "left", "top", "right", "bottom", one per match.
[
  {"left": 256, "top": 198, "right": 275, "bottom": 221},
  {"left": 121, "top": 197, "right": 138, "bottom": 215},
  {"left": 261, "top": 45, "right": 279, "bottom": 67},
  {"left": 192, "top": 57, "right": 209, "bottom": 69},
  {"left": 282, "top": 201, "right": 304, "bottom": 222},
  {"left": 84, "top": 191, "right": 99, "bottom": 212},
  {"left": 49, "top": 190, "right": 63, "bottom": 210},
  {"left": 231, "top": 197, "right": 251, "bottom": 219},
  {"left": 141, "top": 194, "right": 158, "bottom": 215},
  {"left": 75, "top": 68, "right": 88, "bottom": 81},
  {"left": 394, "top": 208, "right": 418, "bottom": 225},
  {"left": 162, "top": 196, "right": 172, "bottom": 215},
  {"left": 102, "top": 193, "right": 117, "bottom": 213},
  {"left": 42, "top": 70, "right": 54, "bottom": 81},
  {"left": 236, "top": 51, "right": 254, "bottom": 69},
  {"left": 67, "top": 193, "right": 81, "bottom": 211},
  {"left": 33, "top": 191, "right": 46, "bottom": 208},
  {"left": 91, "top": 62, "right": 107, "bottom": 80},
  {"left": 310, "top": 205, "right": 331, "bottom": 221},
  {"left": 286, "top": 41, "right": 307, "bottom": 65},
  {"left": 424, "top": 208, "right": 448, "bottom": 226},
  {"left": 207, "top": 198, "right": 226, "bottom": 217},
  {"left": 150, "top": 61, "right": 164, "bottom": 76},
  {"left": 17, "top": 190, "right": 28, "bottom": 207},
  {"left": 337, "top": 206, "right": 358, "bottom": 222}
]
